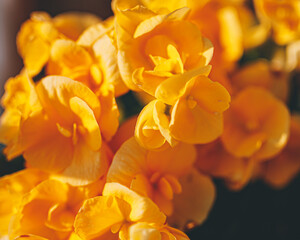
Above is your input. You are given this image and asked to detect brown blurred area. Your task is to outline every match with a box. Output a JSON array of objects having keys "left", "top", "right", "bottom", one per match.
[{"left": 0, "top": 0, "right": 112, "bottom": 98}]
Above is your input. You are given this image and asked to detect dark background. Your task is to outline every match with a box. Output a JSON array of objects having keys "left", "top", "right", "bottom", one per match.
[{"left": 0, "top": 0, "right": 299, "bottom": 239}]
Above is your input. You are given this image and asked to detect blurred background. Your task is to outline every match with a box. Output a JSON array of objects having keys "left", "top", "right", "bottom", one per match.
[{"left": 0, "top": 0, "right": 299, "bottom": 240}]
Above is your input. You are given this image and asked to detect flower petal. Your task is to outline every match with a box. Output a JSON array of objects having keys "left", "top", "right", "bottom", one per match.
[
  {"left": 103, "top": 183, "right": 166, "bottom": 224},
  {"left": 21, "top": 111, "right": 73, "bottom": 173},
  {"left": 69, "top": 96, "right": 101, "bottom": 151},
  {"left": 36, "top": 76, "right": 100, "bottom": 125},
  {"left": 74, "top": 196, "right": 123, "bottom": 240},
  {"left": 107, "top": 137, "right": 147, "bottom": 187},
  {"left": 58, "top": 141, "right": 110, "bottom": 186},
  {"left": 168, "top": 169, "right": 215, "bottom": 229}
]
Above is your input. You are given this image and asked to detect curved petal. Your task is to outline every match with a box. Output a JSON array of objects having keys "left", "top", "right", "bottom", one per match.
[
  {"left": 128, "top": 223, "right": 161, "bottom": 240},
  {"left": 59, "top": 140, "right": 109, "bottom": 186},
  {"left": 36, "top": 76, "right": 100, "bottom": 125},
  {"left": 0, "top": 169, "right": 48, "bottom": 236},
  {"left": 20, "top": 110, "right": 73, "bottom": 173},
  {"left": 69, "top": 96, "right": 101, "bottom": 151},
  {"left": 146, "top": 143, "right": 196, "bottom": 176},
  {"left": 74, "top": 196, "right": 124, "bottom": 240},
  {"left": 93, "top": 35, "right": 128, "bottom": 96},
  {"left": 53, "top": 12, "right": 101, "bottom": 41},
  {"left": 103, "top": 183, "right": 166, "bottom": 224},
  {"left": 16, "top": 13, "right": 58, "bottom": 76},
  {"left": 107, "top": 137, "right": 147, "bottom": 187},
  {"left": 170, "top": 99, "right": 224, "bottom": 144},
  {"left": 168, "top": 169, "right": 215, "bottom": 229},
  {"left": 169, "top": 75, "right": 230, "bottom": 144},
  {"left": 135, "top": 101, "right": 166, "bottom": 149},
  {"left": 221, "top": 87, "right": 290, "bottom": 160},
  {"left": 9, "top": 180, "right": 69, "bottom": 239},
  {"left": 97, "top": 86, "right": 119, "bottom": 141},
  {"left": 51, "top": 39, "right": 92, "bottom": 69},
  {"left": 77, "top": 22, "right": 112, "bottom": 47},
  {"left": 155, "top": 66, "right": 211, "bottom": 105}
]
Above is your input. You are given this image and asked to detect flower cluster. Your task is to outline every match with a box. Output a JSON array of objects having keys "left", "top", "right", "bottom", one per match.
[{"left": 0, "top": 0, "right": 299, "bottom": 239}]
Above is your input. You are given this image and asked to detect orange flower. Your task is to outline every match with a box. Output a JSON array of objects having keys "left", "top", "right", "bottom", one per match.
[
  {"left": 52, "top": 12, "right": 102, "bottom": 41},
  {"left": 197, "top": 114, "right": 299, "bottom": 190},
  {"left": 0, "top": 73, "right": 39, "bottom": 159},
  {"left": 259, "top": 115, "right": 300, "bottom": 188},
  {"left": 17, "top": 12, "right": 101, "bottom": 76},
  {"left": 107, "top": 137, "right": 215, "bottom": 229},
  {"left": 230, "top": 60, "right": 290, "bottom": 102},
  {"left": 47, "top": 38, "right": 121, "bottom": 139},
  {"left": 48, "top": 19, "right": 127, "bottom": 97},
  {"left": 190, "top": 2, "right": 242, "bottom": 66},
  {"left": 136, "top": 74, "right": 231, "bottom": 148},
  {"left": 74, "top": 182, "right": 189, "bottom": 240},
  {"left": 167, "top": 169, "right": 216, "bottom": 229},
  {"left": 221, "top": 87, "right": 290, "bottom": 161},
  {"left": 114, "top": 0, "right": 268, "bottom": 56},
  {"left": 168, "top": 74, "right": 230, "bottom": 144},
  {"left": 135, "top": 100, "right": 176, "bottom": 149},
  {"left": 13, "top": 76, "right": 113, "bottom": 186},
  {"left": 0, "top": 169, "right": 48, "bottom": 237},
  {"left": 196, "top": 139, "right": 255, "bottom": 190},
  {"left": 77, "top": 18, "right": 128, "bottom": 97},
  {"left": 254, "top": 0, "right": 300, "bottom": 45},
  {"left": 114, "top": 4, "right": 213, "bottom": 95},
  {"left": 107, "top": 137, "right": 196, "bottom": 216},
  {"left": 9, "top": 179, "right": 103, "bottom": 240}
]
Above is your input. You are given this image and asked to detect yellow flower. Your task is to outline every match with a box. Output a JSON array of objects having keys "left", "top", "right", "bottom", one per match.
[
  {"left": 237, "top": 3, "right": 270, "bottom": 50},
  {"left": 47, "top": 38, "right": 120, "bottom": 139},
  {"left": 221, "top": 87, "right": 290, "bottom": 161},
  {"left": 114, "top": 4, "right": 213, "bottom": 96},
  {"left": 0, "top": 169, "right": 48, "bottom": 237},
  {"left": 135, "top": 100, "right": 176, "bottom": 149},
  {"left": 259, "top": 115, "right": 300, "bottom": 188},
  {"left": 52, "top": 12, "right": 101, "bottom": 41},
  {"left": 168, "top": 74, "right": 230, "bottom": 144},
  {"left": 48, "top": 18, "right": 127, "bottom": 97},
  {"left": 107, "top": 137, "right": 196, "bottom": 216},
  {"left": 231, "top": 60, "right": 290, "bottom": 102},
  {"left": 9, "top": 179, "right": 103, "bottom": 240},
  {"left": 136, "top": 74, "right": 231, "bottom": 148},
  {"left": 74, "top": 182, "right": 189, "bottom": 240},
  {"left": 13, "top": 76, "right": 112, "bottom": 186},
  {"left": 17, "top": 12, "right": 101, "bottom": 76},
  {"left": 168, "top": 169, "right": 215, "bottom": 229},
  {"left": 76, "top": 18, "right": 128, "bottom": 97},
  {"left": 195, "top": 139, "right": 255, "bottom": 190},
  {"left": 187, "top": 0, "right": 269, "bottom": 68},
  {"left": 0, "top": 73, "right": 39, "bottom": 159},
  {"left": 196, "top": 114, "right": 299, "bottom": 190},
  {"left": 127, "top": 223, "right": 190, "bottom": 240},
  {"left": 74, "top": 182, "right": 165, "bottom": 239},
  {"left": 113, "top": 0, "right": 268, "bottom": 82},
  {"left": 254, "top": 0, "right": 300, "bottom": 45}
]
